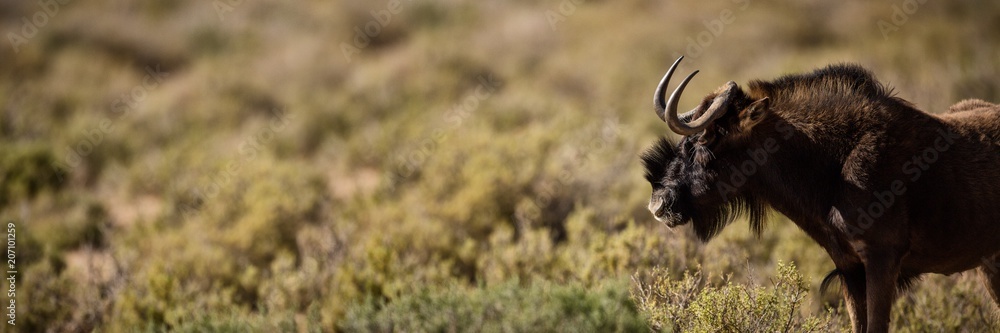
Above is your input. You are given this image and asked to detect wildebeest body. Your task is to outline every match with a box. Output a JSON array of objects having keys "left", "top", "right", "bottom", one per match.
[{"left": 641, "top": 57, "right": 1000, "bottom": 332}]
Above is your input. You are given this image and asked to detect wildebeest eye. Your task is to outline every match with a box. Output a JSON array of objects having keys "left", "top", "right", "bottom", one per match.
[{"left": 698, "top": 131, "right": 716, "bottom": 145}]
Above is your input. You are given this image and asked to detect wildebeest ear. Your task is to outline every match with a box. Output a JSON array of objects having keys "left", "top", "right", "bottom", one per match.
[{"left": 739, "top": 97, "right": 769, "bottom": 130}]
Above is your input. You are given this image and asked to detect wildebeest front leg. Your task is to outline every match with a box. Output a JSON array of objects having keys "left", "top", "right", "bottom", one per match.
[
  {"left": 864, "top": 250, "right": 902, "bottom": 333},
  {"left": 839, "top": 268, "right": 868, "bottom": 333}
]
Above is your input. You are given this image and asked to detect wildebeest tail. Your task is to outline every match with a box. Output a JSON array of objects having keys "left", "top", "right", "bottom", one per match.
[{"left": 820, "top": 269, "right": 843, "bottom": 294}]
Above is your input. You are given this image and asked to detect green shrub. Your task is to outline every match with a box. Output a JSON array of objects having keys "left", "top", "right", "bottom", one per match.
[
  {"left": 890, "top": 273, "right": 1000, "bottom": 332},
  {"left": 340, "top": 279, "right": 646, "bottom": 333},
  {"left": 0, "top": 143, "right": 65, "bottom": 206},
  {"left": 20, "top": 261, "right": 76, "bottom": 332},
  {"left": 631, "top": 262, "right": 848, "bottom": 333},
  {"left": 133, "top": 304, "right": 323, "bottom": 333},
  {"left": 106, "top": 158, "right": 327, "bottom": 330}
]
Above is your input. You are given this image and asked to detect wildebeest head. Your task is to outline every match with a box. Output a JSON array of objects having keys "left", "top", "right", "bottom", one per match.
[{"left": 641, "top": 57, "right": 773, "bottom": 241}]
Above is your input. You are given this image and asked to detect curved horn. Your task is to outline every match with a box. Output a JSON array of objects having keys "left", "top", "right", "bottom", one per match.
[
  {"left": 653, "top": 56, "right": 689, "bottom": 122},
  {"left": 654, "top": 56, "right": 735, "bottom": 136}
]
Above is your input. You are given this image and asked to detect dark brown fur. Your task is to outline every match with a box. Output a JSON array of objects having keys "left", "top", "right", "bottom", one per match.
[{"left": 642, "top": 65, "right": 1000, "bottom": 333}]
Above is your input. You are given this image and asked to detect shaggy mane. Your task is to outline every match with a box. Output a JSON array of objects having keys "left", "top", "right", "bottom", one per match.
[
  {"left": 747, "top": 64, "right": 898, "bottom": 105},
  {"left": 692, "top": 192, "right": 768, "bottom": 242}
]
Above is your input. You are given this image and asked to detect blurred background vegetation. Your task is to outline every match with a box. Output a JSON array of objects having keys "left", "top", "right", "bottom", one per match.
[{"left": 1, "top": 0, "right": 999, "bottom": 331}]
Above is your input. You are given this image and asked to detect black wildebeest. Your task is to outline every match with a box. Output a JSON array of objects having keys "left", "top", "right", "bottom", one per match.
[{"left": 640, "top": 56, "right": 1000, "bottom": 332}]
